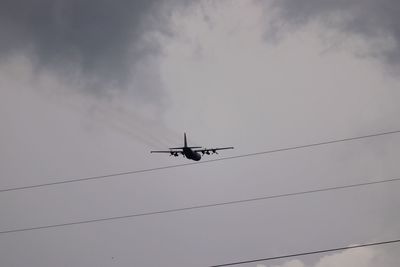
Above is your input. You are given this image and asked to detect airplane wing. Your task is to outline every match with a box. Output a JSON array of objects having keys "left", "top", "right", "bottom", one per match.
[
  {"left": 150, "top": 150, "right": 183, "bottom": 153},
  {"left": 194, "top": 147, "right": 234, "bottom": 155},
  {"left": 150, "top": 150, "right": 183, "bottom": 157}
]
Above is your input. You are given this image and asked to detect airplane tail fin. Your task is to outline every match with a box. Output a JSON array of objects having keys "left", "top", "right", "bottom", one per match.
[
  {"left": 184, "top": 132, "right": 187, "bottom": 147},
  {"left": 168, "top": 133, "right": 201, "bottom": 149}
]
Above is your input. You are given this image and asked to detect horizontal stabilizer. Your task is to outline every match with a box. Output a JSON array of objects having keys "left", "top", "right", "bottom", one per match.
[{"left": 169, "top": 146, "right": 202, "bottom": 149}]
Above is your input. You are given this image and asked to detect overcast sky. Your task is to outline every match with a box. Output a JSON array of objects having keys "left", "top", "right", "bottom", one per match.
[{"left": 1, "top": 1, "right": 400, "bottom": 266}]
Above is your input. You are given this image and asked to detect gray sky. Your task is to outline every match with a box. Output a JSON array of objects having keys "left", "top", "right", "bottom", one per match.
[{"left": 1, "top": 1, "right": 400, "bottom": 266}]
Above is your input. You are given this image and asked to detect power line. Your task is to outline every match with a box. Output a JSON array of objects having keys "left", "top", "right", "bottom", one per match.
[
  {"left": 209, "top": 239, "right": 400, "bottom": 267},
  {"left": 1, "top": 129, "right": 400, "bottom": 194},
  {"left": 1, "top": 176, "right": 399, "bottom": 235}
]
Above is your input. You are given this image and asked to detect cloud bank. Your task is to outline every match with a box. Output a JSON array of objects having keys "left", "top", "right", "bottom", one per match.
[
  {"left": 271, "top": 0, "right": 400, "bottom": 69},
  {"left": 0, "top": 0, "right": 183, "bottom": 99},
  {"left": 258, "top": 245, "right": 400, "bottom": 267}
]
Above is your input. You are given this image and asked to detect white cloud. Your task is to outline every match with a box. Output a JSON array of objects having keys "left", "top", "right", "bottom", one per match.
[
  {"left": 314, "top": 247, "right": 376, "bottom": 267},
  {"left": 266, "top": 246, "right": 400, "bottom": 267},
  {"left": 270, "top": 259, "right": 305, "bottom": 267}
]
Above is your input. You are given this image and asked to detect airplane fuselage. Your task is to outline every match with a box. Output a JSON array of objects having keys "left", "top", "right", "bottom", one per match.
[{"left": 183, "top": 147, "right": 201, "bottom": 161}]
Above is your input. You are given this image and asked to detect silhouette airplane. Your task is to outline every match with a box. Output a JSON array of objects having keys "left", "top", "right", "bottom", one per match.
[{"left": 151, "top": 133, "right": 233, "bottom": 161}]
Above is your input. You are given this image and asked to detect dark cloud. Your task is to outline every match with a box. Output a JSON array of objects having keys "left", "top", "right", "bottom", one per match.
[
  {"left": 0, "top": 0, "right": 182, "bottom": 98},
  {"left": 271, "top": 0, "right": 400, "bottom": 68}
]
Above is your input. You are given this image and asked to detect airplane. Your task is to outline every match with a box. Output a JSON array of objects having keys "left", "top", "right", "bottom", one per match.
[{"left": 151, "top": 133, "right": 234, "bottom": 161}]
